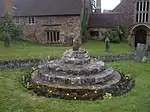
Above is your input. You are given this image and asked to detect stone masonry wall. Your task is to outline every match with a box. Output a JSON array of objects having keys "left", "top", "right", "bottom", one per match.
[
  {"left": 113, "top": 0, "right": 136, "bottom": 39},
  {"left": 14, "top": 16, "right": 81, "bottom": 45},
  {"left": 113, "top": 0, "right": 150, "bottom": 46}
]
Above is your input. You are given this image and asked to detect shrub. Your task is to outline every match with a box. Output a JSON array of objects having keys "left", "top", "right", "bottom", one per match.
[
  {"left": 0, "top": 13, "right": 22, "bottom": 41},
  {"left": 103, "top": 26, "right": 124, "bottom": 44},
  {"left": 103, "top": 93, "right": 112, "bottom": 100}
]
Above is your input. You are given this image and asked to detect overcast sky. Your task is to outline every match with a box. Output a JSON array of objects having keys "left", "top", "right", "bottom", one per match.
[{"left": 101, "top": 0, "right": 120, "bottom": 10}]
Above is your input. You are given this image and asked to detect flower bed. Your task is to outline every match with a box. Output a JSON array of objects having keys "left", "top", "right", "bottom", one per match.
[
  {"left": 91, "top": 53, "right": 135, "bottom": 62},
  {"left": 0, "top": 53, "right": 135, "bottom": 100},
  {"left": 22, "top": 68, "right": 135, "bottom": 101},
  {"left": 0, "top": 58, "right": 55, "bottom": 70},
  {"left": 0, "top": 53, "right": 135, "bottom": 70}
]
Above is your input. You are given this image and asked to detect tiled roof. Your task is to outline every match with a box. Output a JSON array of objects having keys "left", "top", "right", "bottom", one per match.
[
  {"left": 0, "top": 0, "right": 83, "bottom": 17},
  {"left": 88, "top": 13, "right": 122, "bottom": 28}
]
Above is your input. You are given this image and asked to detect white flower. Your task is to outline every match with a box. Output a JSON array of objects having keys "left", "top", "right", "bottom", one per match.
[
  {"left": 66, "top": 93, "right": 70, "bottom": 96},
  {"left": 94, "top": 90, "right": 97, "bottom": 94},
  {"left": 85, "top": 93, "right": 88, "bottom": 96},
  {"left": 32, "top": 67, "right": 36, "bottom": 70}
]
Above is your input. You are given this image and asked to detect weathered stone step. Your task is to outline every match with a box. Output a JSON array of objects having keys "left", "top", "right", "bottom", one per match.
[
  {"left": 34, "top": 68, "right": 117, "bottom": 86},
  {"left": 31, "top": 70, "right": 121, "bottom": 90},
  {"left": 38, "top": 60, "right": 106, "bottom": 76}
]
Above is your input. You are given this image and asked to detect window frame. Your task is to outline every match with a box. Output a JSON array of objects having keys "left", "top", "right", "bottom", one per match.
[
  {"left": 28, "top": 17, "right": 35, "bottom": 25},
  {"left": 46, "top": 30, "right": 60, "bottom": 43},
  {"left": 135, "top": 0, "right": 150, "bottom": 23},
  {"left": 14, "top": 17, "right": 20, "bottom": 24}
]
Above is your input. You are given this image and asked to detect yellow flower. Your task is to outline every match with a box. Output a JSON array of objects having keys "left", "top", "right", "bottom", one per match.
[{"left": 48, "top": 90, "right": 52, "bottom": 93}]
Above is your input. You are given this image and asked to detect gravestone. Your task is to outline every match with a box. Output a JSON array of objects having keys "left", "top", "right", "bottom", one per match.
[
  {"left": 147, "top": 44, "right": 150, "bottom": 58},
  {"left": 135, "top": 43, "right": 150, "bottom": 61}
]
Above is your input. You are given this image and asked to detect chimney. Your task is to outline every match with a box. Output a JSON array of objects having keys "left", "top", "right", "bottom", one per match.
[
  {"left": 4, "top": 0, "right": 12, "bottom": 15},
  {"left": 95, "top": 0, "right": 101, "bottom": 13}
]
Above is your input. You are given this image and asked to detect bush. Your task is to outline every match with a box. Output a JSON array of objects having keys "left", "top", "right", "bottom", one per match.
[
  {"left": 0, "top": 13, "right": 22, "bottom": 41},
  {"left": 103, "top": 26, "right": 124, "bottom": 44}
]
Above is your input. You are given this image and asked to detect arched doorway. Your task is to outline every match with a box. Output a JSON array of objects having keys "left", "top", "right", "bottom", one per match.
[
  {"left": 135, "top": 29, "right": 147, "bottom": 47},
  {"left": 129, "top": 24, "right": 150, "bottom": 47}
]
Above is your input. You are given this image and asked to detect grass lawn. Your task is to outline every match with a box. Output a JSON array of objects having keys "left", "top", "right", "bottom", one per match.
[
  {"left": 1, "top": 40, "right": 148, "bottom": 112},
  {"left": 0, "top": 40, "right": 132, "bottom": 60},
  {"left": 0, "top": 61, "right": 150, "bottom": 112}
]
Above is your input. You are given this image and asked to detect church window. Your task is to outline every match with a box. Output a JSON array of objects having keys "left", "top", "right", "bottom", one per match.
[
  {"left": 147, "top": 1, "right": 149, "bottom": 11},
  {"left": 143, "top": 2, "right": 146, "bottom": 11},
  {"left": 143, "top": 13, "right": 145, "bottom": 22},
  {"left": 146, "top": 13, "right": 149, "bottom": 22},
  {"left": 14, "top": 17, "right": 20, "bottom": 24},
  {"left": 46, "top": 30, "right": 60, "bottom": 43},
  {"left": 28, "top": 17, "right": 35, "bottom": 25},
  {"left": 140, "top": 1, "right": 143, "bottom": 11},
  {"left": 137, "top": 2, "right": 139, "bottom": 11},
  {"left": 136, "top": 1, "right": 149, "bottom": 23}
]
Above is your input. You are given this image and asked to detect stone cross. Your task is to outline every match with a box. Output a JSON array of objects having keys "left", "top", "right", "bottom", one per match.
[
  {"left": 105, "top": 37, "right": 110, "bottom": 52},
  {"left": 72, "top": 36, "right": 82, "bottom": 51}
]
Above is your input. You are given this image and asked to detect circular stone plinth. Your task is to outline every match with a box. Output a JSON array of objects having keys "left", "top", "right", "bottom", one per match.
[{"left": 26, "top": 49, "right": 135, "bottom": 100}]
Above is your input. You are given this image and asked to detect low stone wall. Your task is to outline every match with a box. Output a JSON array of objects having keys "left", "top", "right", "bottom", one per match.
[
  {"left": 0, "top": 58, "right": 55, "bottom": 70},
  {"left": 0, "top": 53, "right": 135, "bottom": 70},
  {"left": 91, "top": 53, "right": 135, "bottom": 62}
]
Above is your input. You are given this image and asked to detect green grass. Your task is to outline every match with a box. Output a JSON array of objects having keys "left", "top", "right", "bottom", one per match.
[
  {"left": 0, "top": 40, "right": 147, "bottom": 112},
  {"left": 82, "top": 40, "right": 133, "bottom": 56},
  {"left": 0, "top": 61, "right": 150, "bottom": 112},
  {"left": 0, "top": 40, "right": 132, "bottom": 60}
]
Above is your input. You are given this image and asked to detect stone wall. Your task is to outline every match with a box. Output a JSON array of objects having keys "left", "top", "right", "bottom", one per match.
[
  {"left": 112, "top": 0, "right": 150, "bottom": 46},
  {"left": 112, "top": 0, "right": 136, "bottom": 39},
  {"left": 14, "top": 16, "right": 81, "bottom": 45},
  {"left": 88, "top": 28, "right": 111, "bottom": 40},
  {"left": 0, "top": 53, "right": 134, "bottom": 70}
]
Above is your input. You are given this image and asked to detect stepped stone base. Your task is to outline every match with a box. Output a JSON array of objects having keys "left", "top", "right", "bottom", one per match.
[{"left": 31, "top": 49, "right": 121, "bottom": 92}]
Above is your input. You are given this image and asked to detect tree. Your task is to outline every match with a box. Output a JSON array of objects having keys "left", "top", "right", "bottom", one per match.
[
  {"left": 0, "top": 12, "right": 22, "bottom": 43},
  {"left": 4, "top": 30, "right": 10, "bottom": 47},
  {"left": 80, "top": 0, "right": 88, "bottom": 42}
]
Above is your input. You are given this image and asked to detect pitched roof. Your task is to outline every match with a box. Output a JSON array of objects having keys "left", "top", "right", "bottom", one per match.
[
  {"left": 0, "top": 0, "right": 83, "bottom": 17},
  {"left": 88, "top": 13, "right": 122, "bottom": 28}
]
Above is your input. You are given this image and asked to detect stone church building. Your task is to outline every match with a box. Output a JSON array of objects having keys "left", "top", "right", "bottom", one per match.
[
  {"left": 89, "top": 0, "right": 150, "bottom": 47},
  {"left": 0, "top": 0, "right": 150, "bottom": 47},
  {"left": 112, "top": 0, "right": 150, "bottom": 47}
]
